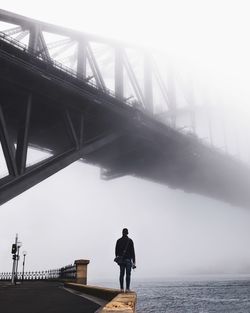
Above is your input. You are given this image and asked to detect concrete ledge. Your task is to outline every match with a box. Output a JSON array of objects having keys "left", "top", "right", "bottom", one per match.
[
  {"left": 101, "top": 293, "right": 136, "bottom": 313},
  {"left": 64, "top": 282, "right": 120, "bottom": 301},
  {"left": 64, "top": 283, "right": 136, "bottom": 312}
]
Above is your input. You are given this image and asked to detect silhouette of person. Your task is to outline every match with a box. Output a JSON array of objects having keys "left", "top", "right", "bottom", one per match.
[{"left": 115, "top": 228, "right": 136, "bottom": 292}]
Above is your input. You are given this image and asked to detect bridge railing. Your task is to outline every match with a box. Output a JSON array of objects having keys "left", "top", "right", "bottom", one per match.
[
  {"left": 59, "top": 264, "right": 77, "bottom": 280},
  {"left": 0, "top": 259, "right": 88, "bottom": 284},
  {"left": 0, "top": 267, "right": 72, "bottom": 281},
  {"left": 0, "top": 31, "right": 136, "bottom": 108}
]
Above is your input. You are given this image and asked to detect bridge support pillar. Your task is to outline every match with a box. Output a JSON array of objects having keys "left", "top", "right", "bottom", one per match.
[
  {"left": 167, "top": 65, "right": 177, "bottom": 127},
  {"left": 187, "top": 82, "right": 196, "bottom": 133},
  {"left": 77, "top": 40, "right": 87, "bottom": 79},
  {"left": 75, "top": 259, "right": 89, "bottom": 285},
  {"left": 28, "top": 25, "right": 40, "bottom": 52},
  {"left": 115, "top": 47, "right": 124, "bottom": 101},
  {"left": 144, "top": 52, "right": 153, "bottom": 113}
]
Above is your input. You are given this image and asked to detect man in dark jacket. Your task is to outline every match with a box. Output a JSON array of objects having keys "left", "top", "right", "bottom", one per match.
[{"left": 115, "top": 228, "right": 136, "bottom": 292}]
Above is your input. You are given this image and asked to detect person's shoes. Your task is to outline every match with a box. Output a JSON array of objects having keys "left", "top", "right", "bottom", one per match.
[
  {"left": 125, "top": 289, "right": 131, "bottom": 293},
  {"left": 120, "top": 289, "right": 124, "bottom": 293}
]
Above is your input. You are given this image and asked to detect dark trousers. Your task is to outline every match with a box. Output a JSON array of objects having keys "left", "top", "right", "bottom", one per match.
[{"left": 119, "top": 259, "right": 132, "bottom": 290}]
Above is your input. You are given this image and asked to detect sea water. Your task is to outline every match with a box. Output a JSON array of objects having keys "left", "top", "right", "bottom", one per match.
[
  {"left": 92, "top": 276, "right": 250, "bottom": 313},
  {"left": 134, "top": 279, "right": 250, "bottom": 313}
]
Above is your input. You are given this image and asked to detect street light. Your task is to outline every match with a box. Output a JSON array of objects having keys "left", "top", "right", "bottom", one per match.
[
  {"left": 22, "top": 251, "right": 27, "bottom": 282},
  {"left": 15, "top": 241, "right": 22, "bottom": 283},
  {"left": 11, "top": 234, "right": 18, "bottom": 285}
]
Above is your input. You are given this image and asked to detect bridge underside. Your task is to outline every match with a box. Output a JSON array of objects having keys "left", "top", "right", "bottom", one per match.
[{"left": 0, "top": 39, "right": 250, "bottom": 208}]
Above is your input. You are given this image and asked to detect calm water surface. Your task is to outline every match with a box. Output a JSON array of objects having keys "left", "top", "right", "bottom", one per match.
[
  {"left": 93, "top": 277, "right": 250, "bottom": 313},
  {"left": 134, "top": 279, "right": 250, "bottom": 313}
]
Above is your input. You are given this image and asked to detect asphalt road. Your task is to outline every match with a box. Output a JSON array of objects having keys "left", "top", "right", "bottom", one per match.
[{"left": 0, "top": 281, "right": 100, "bottom": 313}]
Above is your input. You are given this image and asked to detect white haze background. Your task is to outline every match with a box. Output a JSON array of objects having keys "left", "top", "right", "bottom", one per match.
[{"left": 0, "top": 0, "right": 250, "bottom": 282}]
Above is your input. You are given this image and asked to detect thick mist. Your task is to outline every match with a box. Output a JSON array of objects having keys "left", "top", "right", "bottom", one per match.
[
  {"left": 1, "top": 162, "right": 250, "bottom": 280},
  {"left": 0, "top": 0, "right": 250, "bottom": 281}
]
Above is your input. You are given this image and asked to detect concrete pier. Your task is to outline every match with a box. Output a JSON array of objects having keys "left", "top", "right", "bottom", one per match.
[
  {"left": 0, "top": 281, "right": 137, "bottom": 313},
  {"left": 0, "top": 259, "right": 137, "bottom": 312},
  {"left": 65, "top": 283, "right": 137, "bottom": 313},
  {"left": 0, "top": 281, "right": 100, "bottom": 313}
]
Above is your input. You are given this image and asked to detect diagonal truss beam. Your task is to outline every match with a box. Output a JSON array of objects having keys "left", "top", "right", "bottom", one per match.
[
  {"left": 64, "top": 109, "right": 79, "bottom": 149},
  {"left": 152, "top": 60, "right": 170, "bottom": 109},
  {"left": 152, "top": 59, "right": 177, "bottom": 126},
  {"left": 0, "top": 104, "right": 18, "bottom": 176},
  {"left": 86, "top": 43, "right": 106, "bottom": 90},
  {"left": 37, "top": 32, "right": 51, "bottom": 61},
  {"left": 123, "top": 50, "right": 145, "bottom": 107},
  {"left": 0, "top": 132, "right": 121, "bottom": 205},
  {"left": 15, "top": 94, "right": 32, "bottom": 175}
]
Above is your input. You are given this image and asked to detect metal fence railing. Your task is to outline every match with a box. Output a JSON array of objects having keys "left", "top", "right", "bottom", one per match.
[{"left": 0, "top": 264, "right": 76, "bottom": 281}]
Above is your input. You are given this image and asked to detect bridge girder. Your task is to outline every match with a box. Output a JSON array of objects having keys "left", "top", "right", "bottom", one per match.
[
  {"left": 0, "top": 10, "right": 250, "bottom": 208},
  {"left": 0, "top": 9, "right": 177, "bottom": 117}
]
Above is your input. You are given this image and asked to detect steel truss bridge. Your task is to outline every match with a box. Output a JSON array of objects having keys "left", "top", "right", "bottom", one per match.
[{"left": 0, "top": 9, "right": 249, "bottom": 208}]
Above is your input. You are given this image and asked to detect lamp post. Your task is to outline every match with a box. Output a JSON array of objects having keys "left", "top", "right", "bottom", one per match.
[
  {"left": 22, "top": 251, "right": 27, "bottom": 282},
  {"left": 15, "top": 241, "right": 22, "bottom": 283},
  {"left": 11, "top": 234, "right": 18, "bottom": 285}
]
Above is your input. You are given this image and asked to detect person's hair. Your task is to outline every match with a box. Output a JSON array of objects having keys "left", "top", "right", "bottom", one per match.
[{"left": 122, "top": 228, "right": 128, "bottom": 236}]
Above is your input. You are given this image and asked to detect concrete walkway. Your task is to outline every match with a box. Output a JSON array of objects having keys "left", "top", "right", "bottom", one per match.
[{"left": 0, "top": 281, "right": 100, "bottom": 313}]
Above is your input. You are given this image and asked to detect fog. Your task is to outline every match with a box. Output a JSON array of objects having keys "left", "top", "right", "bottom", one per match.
[
  {"left": 0, "top": 0, "right": 250, "bottom": 281},
  {"left": 1, "top": 162, "right": 250, "bottom": 280}
]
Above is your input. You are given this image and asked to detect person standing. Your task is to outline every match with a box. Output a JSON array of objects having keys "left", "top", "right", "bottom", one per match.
[{"left": 115, "top": 228, "right": 136, "bottom": 292}]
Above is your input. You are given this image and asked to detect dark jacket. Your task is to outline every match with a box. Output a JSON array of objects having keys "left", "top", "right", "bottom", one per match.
[{"left": 115, "top": 235, "right": 135, "bottom": 263}]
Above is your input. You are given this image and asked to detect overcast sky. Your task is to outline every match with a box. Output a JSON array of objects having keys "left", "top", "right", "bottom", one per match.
[{"left": 0, "top": 0, "right": 250, "bottom": 284}]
